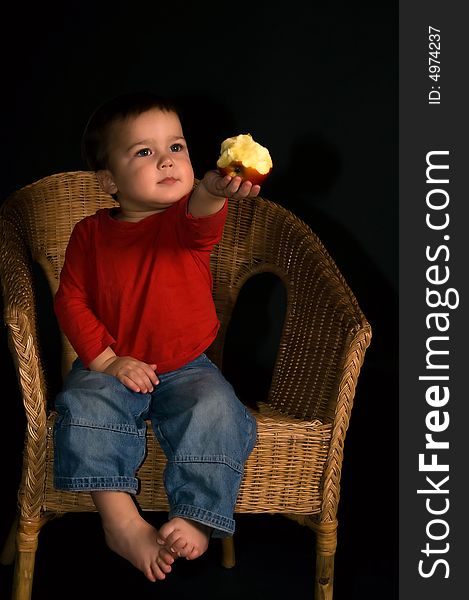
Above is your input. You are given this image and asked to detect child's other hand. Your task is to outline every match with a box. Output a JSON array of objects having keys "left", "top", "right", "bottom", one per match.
[
  {"left": 102, "top": 356, "right": 159, "bottom": 393},
  {"left": 201, "top": 170, "right": 261, "bottom": 200}
]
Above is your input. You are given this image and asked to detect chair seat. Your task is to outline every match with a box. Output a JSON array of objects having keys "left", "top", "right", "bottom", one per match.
[{"left": 42, "top": 403, "right": 332, "bottom": 515}]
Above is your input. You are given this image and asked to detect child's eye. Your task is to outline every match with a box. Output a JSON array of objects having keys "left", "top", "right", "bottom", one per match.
[
  {"left": 136, "top": 148, "right": 152, "bottom": 157},
  {"left": 170, "top": 143, "right": 183, "bottom": 152}
]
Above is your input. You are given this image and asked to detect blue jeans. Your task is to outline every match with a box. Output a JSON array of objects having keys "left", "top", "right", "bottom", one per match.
[{"left": 54, "top": 354, "right": 257, "bottom": 537}]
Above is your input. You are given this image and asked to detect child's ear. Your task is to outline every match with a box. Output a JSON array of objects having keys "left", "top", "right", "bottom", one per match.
[{"left": 96, "top": 170, "right": 118, "bottom": 196}]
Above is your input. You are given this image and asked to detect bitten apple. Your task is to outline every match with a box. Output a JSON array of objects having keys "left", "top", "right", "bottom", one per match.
[{"left": 216, "top": 133, "right": 273, "bottom": 185}]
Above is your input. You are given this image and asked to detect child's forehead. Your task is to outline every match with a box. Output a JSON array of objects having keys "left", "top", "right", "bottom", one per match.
[{"left": 110, "top": 109, "right": 183, "bottom": 140}]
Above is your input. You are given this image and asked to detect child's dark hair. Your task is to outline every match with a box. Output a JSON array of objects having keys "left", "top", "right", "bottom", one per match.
[{"left": 82, "top": 91, "right": 182, "bottom": 171}]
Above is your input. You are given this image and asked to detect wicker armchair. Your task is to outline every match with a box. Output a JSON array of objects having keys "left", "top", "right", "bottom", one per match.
[{"left": 0, "top": 171, "right": 371, "bottom": 600}]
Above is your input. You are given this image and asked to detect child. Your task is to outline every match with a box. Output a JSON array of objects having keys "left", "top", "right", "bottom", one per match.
[{"left": 53, "top": 91, "right": 258, "bottom": 582}]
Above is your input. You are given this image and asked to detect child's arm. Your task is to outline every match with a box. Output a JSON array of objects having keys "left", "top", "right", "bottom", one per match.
[
  {"left": 188, "top": 170, "right": 261, "bottom": 217},
  {"left": 89, "top": 346, "right": 159, "bottom": 393},
  {"left": 56, "top": 219, "right": 158, "bottom": 394}
]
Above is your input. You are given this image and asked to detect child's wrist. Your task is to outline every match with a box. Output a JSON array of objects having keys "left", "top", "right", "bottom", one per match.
[
  {"left": 89, "top": 348, "right": 117, "bottom": 372},
  {"left": 202, "top": 171, "right": 225, "bottom": 196}
]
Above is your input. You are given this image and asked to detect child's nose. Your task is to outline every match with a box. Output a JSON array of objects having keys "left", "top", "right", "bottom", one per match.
[{"left": 158, "top": 154, "right": 173, "bottom": 168}]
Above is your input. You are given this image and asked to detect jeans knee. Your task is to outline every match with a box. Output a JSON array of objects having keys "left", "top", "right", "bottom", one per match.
[
  {"left": 192, "top": 384, "right": 247, "bottom": 433},
  {"left": 56, "top": 369, "right": 150, "bottom": 425}
]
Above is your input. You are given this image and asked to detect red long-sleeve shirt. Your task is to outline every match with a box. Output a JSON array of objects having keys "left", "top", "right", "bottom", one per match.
[{"left": 54, "top": 194, "right": 227, "bottom": 373}]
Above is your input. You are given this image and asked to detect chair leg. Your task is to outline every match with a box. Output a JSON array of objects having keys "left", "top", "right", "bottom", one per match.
[
  {"left": 315, "top": 553, "right": 335, "bottom": 600},
  {"left": 221, "top": 536, "right": 236, "bottom": 568},
  {"left": 313, "top": 520, "right": 337, "bottom": 600},
  {"left": 12, "top": 551, "right": 36, "bottom": 600},
  {"left": 10, "top": 516, "right": 43, "bottom": 600},
  {"left": 0, "top": 513, "right": 18, "bottom": 566}
]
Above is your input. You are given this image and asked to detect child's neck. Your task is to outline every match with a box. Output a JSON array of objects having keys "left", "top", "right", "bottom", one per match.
[{"left": 113, "top": 208, "right": 166, "bottom": 222}]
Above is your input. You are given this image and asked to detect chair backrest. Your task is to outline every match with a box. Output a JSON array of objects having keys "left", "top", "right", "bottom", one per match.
[{"left": 0, "top": 171, "right": 370, "bottom": 423}]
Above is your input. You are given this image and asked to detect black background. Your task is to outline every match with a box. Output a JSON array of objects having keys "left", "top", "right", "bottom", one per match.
[{"left": 0, "top": 2, "right": 397, "bottom": 598}]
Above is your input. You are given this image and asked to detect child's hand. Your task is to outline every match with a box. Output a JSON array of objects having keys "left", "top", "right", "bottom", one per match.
[
  {"left": 101, "top": 355, "right": 159, "bottom": 393},
  {"left": 201, "top": 170, "right": 261, "bottom": 200}
]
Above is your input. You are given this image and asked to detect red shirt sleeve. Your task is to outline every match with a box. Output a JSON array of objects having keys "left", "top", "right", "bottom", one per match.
[
  {"left": 54, "top": 216, "right": 116, "bottom": 367},
  {"left": 178, "top": 193, "right": 228, "bottom": 250}
]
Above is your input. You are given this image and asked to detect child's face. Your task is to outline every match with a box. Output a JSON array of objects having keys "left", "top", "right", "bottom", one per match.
[{"left": 98, "top": 108, "right": 194, "bottom": 214}]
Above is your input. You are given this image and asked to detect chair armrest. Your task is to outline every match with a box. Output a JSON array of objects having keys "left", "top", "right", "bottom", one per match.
[
  {"left": 267, "top": 222, "right": 372, "bottom": 423},
  {"left": 0, "top": 214, "right": 48, "bottom": 420},
  {"left": 210, "top": 196, "right": 372, "bottom": 423}
]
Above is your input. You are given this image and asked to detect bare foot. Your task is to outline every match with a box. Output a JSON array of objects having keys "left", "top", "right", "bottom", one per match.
[
  {"left": 103, "top": 514, "right": 175, "bottom": 582},
  {"left": 157, "top": 517, "right": 211, "bottom": 560}
]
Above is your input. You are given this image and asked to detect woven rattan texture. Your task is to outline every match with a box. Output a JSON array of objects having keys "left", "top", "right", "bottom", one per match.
[{"left": 0, "top": 171, "right": 371, "bottom": 600}]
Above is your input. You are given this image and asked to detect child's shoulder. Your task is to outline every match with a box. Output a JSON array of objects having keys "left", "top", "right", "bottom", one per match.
[
  {"left": 75, "top": 208, "right": 111, "bottom": 226},
  {"left": 71, "top": 208, "right": 112, "bottom": 239}
]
